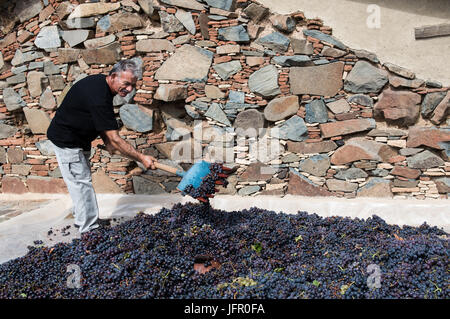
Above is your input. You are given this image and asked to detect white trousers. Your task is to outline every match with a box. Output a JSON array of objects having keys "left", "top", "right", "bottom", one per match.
[{"left": 53, "top": 144, "right": 99, "bottom": 233}]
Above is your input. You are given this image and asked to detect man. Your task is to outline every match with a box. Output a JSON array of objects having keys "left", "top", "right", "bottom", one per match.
[{"left": 47, "top": 59, "right": 157, "bottom": 234}]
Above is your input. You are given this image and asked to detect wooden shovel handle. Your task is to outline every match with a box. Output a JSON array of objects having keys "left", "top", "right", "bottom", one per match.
[{"left": 154, "top": 161, "right": 179, "bottom": 175}]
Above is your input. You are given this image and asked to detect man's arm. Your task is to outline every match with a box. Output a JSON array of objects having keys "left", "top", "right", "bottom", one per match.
[{"left": 100, "top": 130, "right": 156, "bottom": 169}]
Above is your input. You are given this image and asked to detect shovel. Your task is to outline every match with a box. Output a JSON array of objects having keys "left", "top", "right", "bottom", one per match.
[
  {"left": 136, "top": 160, "right": 234, "bottom": 202},
  {"left": 97, "top": 145, "right": 234, "bottom": 201}
]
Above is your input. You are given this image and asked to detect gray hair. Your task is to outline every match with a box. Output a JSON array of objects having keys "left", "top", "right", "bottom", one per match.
[{"left": 109, "top": 59, "right": 142, "bottom": 79}]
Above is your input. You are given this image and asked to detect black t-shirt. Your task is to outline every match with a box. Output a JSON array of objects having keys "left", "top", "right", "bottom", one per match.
[{"left": 47, "top": 74, "right": 118, "bottom": 151}]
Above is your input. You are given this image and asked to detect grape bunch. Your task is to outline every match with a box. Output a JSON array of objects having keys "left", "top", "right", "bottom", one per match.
[
  {"left": 0, "top": 202, "right": 448, "bottom": 299},
  {"left": 182, "top": 162, "right": 229, "bottom": 203}
]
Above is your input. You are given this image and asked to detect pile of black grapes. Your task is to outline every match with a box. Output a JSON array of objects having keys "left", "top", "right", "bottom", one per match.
[
  {"left": 182, "top": 163, "right": 229, "bottom": 202},
  {"left": 0, "top": 202, "right": 448, "bottom": 299}
]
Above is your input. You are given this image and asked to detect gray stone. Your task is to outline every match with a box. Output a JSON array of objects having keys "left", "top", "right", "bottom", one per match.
[
  {"left": 132, "top": 176, "right": 166, "bottom": 194},
  {"left": 238, "top": 185, "right": 260, "bottom": 196},
  {"left": 264, "top": 95, "right": 299, "bottom": 122},
  {"left": 435, "top": 178, "right": 450, "bottom": 194},
  {"left": 81, "top": 42, "right": 121, "bottom": 65},
  {"left": 371, "top": 169, "right": 389, "bottom": 177},
  {"left": 11, "top": 165, "right": 32, "bottom": 176},
  {"left": 36, "top": 139, "right": 56, "bottom": 156},
  {"left": 257, "top": 32, "right": 290, "bottom": 52},
  {"left": 159, "top": 11, "right": 185, "bottom": 33},
  {"left": 68, "top": 2, "right": 120, "bottom": 19},
  {"left": 335, "top": 167, "right": 368, "bottom": 180},
  {"left": 357, "top": 178, "right": 392, "bottom": 198},
  {"left": 347, "top": 94, "right": 374, "bottom": 107},
  {"left": 58, "top": 48, "right": 80, "bottom": 64},
  {"left": 11, "top": 50, "right": 44, "bottom": 66},
  {"left": 234, "top": 109, "right": 265, "bottom": 137},
  {"left": 305, "top": 99, "right": 328, "bottom": 124},
  {"left": 353, "top": 49, "right": 379, "bottom": 64},
  {"left": 49, "top": 75, "right": 66, "bottom": 91},
  {"left": 205, "top": 85, "right": 226, "bottom": 99},
  {"left": 137, "top": 0, "right": 154, "bottom": 16},
  {"left": 35, "top": 26, "right": 61, "bottom": 49},
  {"left": 287, "top": 140, "right": 337, "bottom": 154},
  {"left": 39, "top": 87, "right": 57, "bottom": 110},
  {"left": 6, "top": 73, "right": 26, "bottom": 85},
  {"left": 272, "top": 55, "right": 311, "bottom": 67},
  {"left": 12, "top": 65, "right": 27, "bottom": 75},
  {"left": 303, "top": 29, "right": 347, "bottom": 50},
  {"left": 384, "top": 62, "right": 415, "bottom": 80},
  {"left": 48, "top": 167, "right": 62, "bottom": 178},
  {"left": 106, "top": 13, "right": 144, "bottom": 33},
  {"left": 61, "top": 29, "right": 90, "bottom": 47},
  {"left": 326, "top": 99, "right": 350, "bottom": 114},
  {"left": 119, "top": 104, "right": 153, "bottom": 133},
  {"left": 28, "top": 62, "right": 43, "bottom": 71},
  {"left": 65, "top": 17, "right": 96, "bottom": 29},
  {"left": 248, "top": 65, "right": 280, "bottom": 98},
  {"left": 313, "top": 59, "right": 330, "bottom": 66},
  {"left": 399, "top": 148, "right": 423, "bottom": 156},
  {"left": 322, "top": 46, "right": 347, "bottom": 58},
  {"left": 388, "top": 75, "right": 424, "bottom": 89},
  {"left": 421, "top": 91, "right": 447, "bottom": 118},
  {"left": 228, "top": 90, "right": 244, "bottom": 103},
  {"left": 271, "top": 115, "right": 308, "bottom": 142},
  {"left": 299, "top": 154, "right": 331, "bottom": 177},
  {"left": 205, "top": 0, "right": 235, "bottom": 11},
  {"left": 14, "top": 0, "right": 43, "bottom": 23},
  {"left": 326, "top": 179, "right": 358, "bottom": 192},
  {"left": 238, "top": 161, "right": 275, "bottom": 182},
  {"left": 97, "top": 15, "right": 111, "bottom": 33},
  {"left": 0, "top": 123, "right": 18, "bottom": 139},
  {"left": 204, "top": 103, "right": 232, "bottom": 126},
  {"left": 83, "top": 34, "right": 116, "bottom": 50},
  {"left": 136, "top": 39, "right": 175, "bottom": 52},
  {"left": 154, "top": 84, "right": 187, "bottom": 101},
  {"left": 43, "top": 61, "right": 60, "bottom": 75},
  {"left": 27, "top": 71, "right": 46, "bottom": 98},
  {"left": 243, "top": 3, "right": 269, "bottom": 22},
  {"left": 344, "top": 61, "right": 388, "bottom": 93},
  {"left": 393, "top": 179, "right": 419, "bottom": 188},
  {"left": 282, "top": 153, "right": 300, "bottom": 163},
  {"left": 0, "top": 147, "right": 6, "bottom": 164},
  {"left": 213, "top": 60, "right": 242, "bottom": 80},
  {"left": 160, "top": 0, "right": 205, "bottom": 11},
  {"left": 367, "top": 128, "right": 407, "bottom": 137},
  {"left": 291, "top": 38, "right": 313, "bottom": 55},
  {"left": 23, "top": 107, "right": 51, "bottom": 134},
  {"left": 155, "top": 44, "right": 213, "bottom": 82},
  {"left": 3, "top": 88, "right": 27, "bottom": 111},
  {"left": 172, "top": 34, "right": 191, "bottom": 45},
  {"left": 175, "top": 9, "right": 196, "bottom": 35},
  {"left": 290, "top": 62, "right": 344, "bottom": 97},
  {"left": 426, "top": 80, "right": 442, "bottom": 89},
  {"left": 218, "top": 25, "right": 250, "bottom": 43},
  {"left": 269, "top": 14, "right": 296, "bottom": 33},
  {"left": 407, "top": 150, "right": 445, "bottom": 169},
  {"left": 113, "top": 89, "right": 136, "bottom": 107}
]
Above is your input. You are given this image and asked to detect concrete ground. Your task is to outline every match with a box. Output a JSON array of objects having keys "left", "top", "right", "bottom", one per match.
[
  {"left": 0, "top": 193, "right": 448, "bottom": 264},
  {"left": 256, "top": 0, "right": 450, "bottom": 86}
]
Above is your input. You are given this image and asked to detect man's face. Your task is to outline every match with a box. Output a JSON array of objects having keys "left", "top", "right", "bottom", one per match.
[{"left": 109, "top": 70, "right": 137, "bottom": 97}]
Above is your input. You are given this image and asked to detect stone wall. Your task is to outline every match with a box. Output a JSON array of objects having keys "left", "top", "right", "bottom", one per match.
[{"left": 0, "top": 0, "right": 449, "bottom": 199}]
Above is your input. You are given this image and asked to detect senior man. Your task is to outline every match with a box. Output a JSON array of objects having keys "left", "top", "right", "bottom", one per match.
[{"left": 47, "top": 59, "right": 156, "bottom": 234}]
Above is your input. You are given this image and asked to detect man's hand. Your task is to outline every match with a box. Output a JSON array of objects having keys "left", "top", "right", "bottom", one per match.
[{"left": 141, "top": 154, "right": 157, "bottom": 170}]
